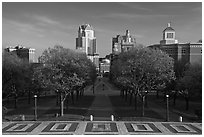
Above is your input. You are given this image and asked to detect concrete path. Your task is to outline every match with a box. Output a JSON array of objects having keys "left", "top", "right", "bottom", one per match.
[
  {"left": 2, "top": 121, "right": 202, "bottom": 135},
  {"left": 84, "top": 78, "right": 119, "bottom": 120}
]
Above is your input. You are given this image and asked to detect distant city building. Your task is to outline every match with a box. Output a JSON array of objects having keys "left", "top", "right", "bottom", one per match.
[
  {"left": 110, "top": 30, "right": 137, "bottom": 74},
  {"left": 89, "top": 53, "right": 99, "bottom": 70},
  {"left": 112, "top": 30, "right": 136, "bottom": 54},
  {"left": 76, "top": 24, "right": 99, "bottom": 70},
  {"left": 5, "top": 45, "right": 36, "bottom": 63},
  {"left": 99, "top": 57, "right": 110, "bottom": 74},
  {"left": 149, "top": 23, "right": 202, "bottom": 76}
]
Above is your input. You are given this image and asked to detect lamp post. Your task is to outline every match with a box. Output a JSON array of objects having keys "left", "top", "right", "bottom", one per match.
[
  {"left": 34, "top": 95, "right": 37, "bottom": 121},
  {"left": 166, "top": 94, "right": 169, "bottom": 122},
  {"left": 142, "top": 95, "right": 145, "bottom": 117},
  {"left": 142, "top": 91, "right": 148, "bottom": 117}
]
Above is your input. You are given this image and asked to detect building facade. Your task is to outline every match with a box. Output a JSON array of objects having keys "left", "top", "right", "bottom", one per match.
[
  {"left": 112, "top": 30, "right": 136, "bottom": 55},
  {"left": 99, "top": 58, "right": 110, "bottom": 74},
  {"left": 5, "top": 45, "right": 36, "bottom": 63},
  {"left": 76, "top": 24, "right": 99, "bottom": 70},
  {"left": 160, "top": 23, "right": 178, "bottom": 45},
  {"left": 149, "top": 23, "right": 202, "bottom": 76}
]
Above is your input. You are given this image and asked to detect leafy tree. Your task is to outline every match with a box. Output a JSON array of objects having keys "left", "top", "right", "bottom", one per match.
[
  {"left": 110, "top": 47, "right": 175, "bottom": 116},
  {"left": 2, "top": 51, "right": 30, "bottom": 108},
  {"left": 34, "top": 45, "right": 96, "bottom": 116},
  {"left": 176, "top": 62, "right": 202, "bottom": 110}
]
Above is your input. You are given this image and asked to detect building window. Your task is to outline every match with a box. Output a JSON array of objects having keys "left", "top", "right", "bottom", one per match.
[
  {"left": 167, "top": 33, "right": 173, "bottom": 38},
  {"left": 182, "top": 49, "right": 186, "bottom": 54}
]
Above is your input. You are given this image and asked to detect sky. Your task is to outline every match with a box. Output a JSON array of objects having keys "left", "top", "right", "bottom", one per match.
[{"left": 2, "top": 2, "right": 202, "bottom": 59}]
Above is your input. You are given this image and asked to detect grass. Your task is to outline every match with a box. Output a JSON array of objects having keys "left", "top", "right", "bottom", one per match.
[
  {"left": 3, "top": 94, "right": 95, "bottom": 121},
  {"left": 109, "top": 95, "right": 164, "bottom": 121},
  {"left": 2, "top": 80, "right": 202, "bottom": 123},
  {"left": 147, "top": 95, "right": 202, "bottom": 122}
]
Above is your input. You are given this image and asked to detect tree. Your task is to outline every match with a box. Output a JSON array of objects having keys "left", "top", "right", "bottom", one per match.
[
  {"left": 176, "top": 62, "right": 202, "bottom": 110},
  {"left": 2, "top": 51, "right": 31, "bottom": 108},
  {"left": 34, "top": 45, "right": 96, "bottom": 116},
  {"left": 110, "top": 47, "right": 175, "bottom": 116}
]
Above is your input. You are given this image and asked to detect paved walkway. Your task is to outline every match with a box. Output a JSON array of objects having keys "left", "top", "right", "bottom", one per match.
[
  {"left": 2, "top": 121, "right": 202, "bottom": 135},
  {"left": 84, "top": 78, "right": 119, "bottom": 120}
]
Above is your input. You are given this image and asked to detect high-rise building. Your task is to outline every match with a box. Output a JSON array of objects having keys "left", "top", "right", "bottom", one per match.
[
  {"left": 76, "top": 24, "right": 99, "bottom": 70},
  {"left": 5, "top": 45, "right": 36, "bottom": 63},
  {"left": 112, "top": 30, "right": 136, "bottom": 54}
]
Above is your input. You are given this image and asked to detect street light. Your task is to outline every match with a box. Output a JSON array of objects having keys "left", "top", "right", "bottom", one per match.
[
  {"left": 34, "top": 95, "right": 37, "bottom": 121},
  {"left": 166, "top": 94, "right": 169, "bottom": 122},
  {"left": 142, "top": 91, "right": 148, "bottom": 117}
]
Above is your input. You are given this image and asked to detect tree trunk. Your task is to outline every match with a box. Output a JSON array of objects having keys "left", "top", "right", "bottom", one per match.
[
  {"left": 134, "top": 93, "right": 137, "bottom": 110},
  {"left": 93, "top": 83, "right": 95, "bottom": 94},
  {"left": 76, "top": 90, "right": 79, "bottom": 101},
  {"left": 125, "top": 90, "right": 128, "bottom": 101},
  {"left": 185, "top": 97, "right": 189, "bottom": 110},
  {"left": 80, "top": 89, "right": 82, "bottom": 97},
  {"left": 122, "top": 90, "right": 125, "bottom": 98},
  {"left": 14, "top": 95, "right": 17, "bottom": 109},
  {"left": 28, "top": 90, "right": 31, "bottom": 104},
  {"left": 129, "top": 92, "right": 132, "bottom": 105},
  {"left": 60, "top": 92, "right": 64, "bottom": 116},
  {"left": 145, "top": 95, "right": 148, "bottom": 107},
  {"left": 71, "top": 92, "right": 74, "bottom": 105},
  {"left": 156, "top": 90, "right": 159, "bottom": 99},
  {"left": 173, "top": 93, "right": 177, "bottom": 107},
  {"left": 82, "top": 88, "right": 84, "bottom": 96},
  {"left": 79, "top": 90, "right": 81, "bottom": 99}
]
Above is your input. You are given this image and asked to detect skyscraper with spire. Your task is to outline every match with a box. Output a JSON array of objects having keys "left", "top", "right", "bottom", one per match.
[{"left": 76, "top": 24, "right": 99, "bottom": 70}]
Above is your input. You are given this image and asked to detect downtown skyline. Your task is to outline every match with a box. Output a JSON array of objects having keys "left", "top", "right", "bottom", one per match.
[{"left": 2, "top": 2, "right": 202, "bottom": 58}]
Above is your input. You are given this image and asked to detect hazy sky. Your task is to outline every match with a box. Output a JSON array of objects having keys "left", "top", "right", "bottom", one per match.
[{"left": 2, "top": 2, "right": 202, "bottom": 58}]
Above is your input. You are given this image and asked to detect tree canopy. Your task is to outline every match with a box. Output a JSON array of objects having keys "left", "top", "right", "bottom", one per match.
[
  {"left": 110, "top": 47, "right": 175, "bottom": 96},
  {"left": 34, "top": 45, "right": 97, "bottom": 96},
  {"left": 2, "top": 51, "right": 30, "bottom": 98},
  {"left": 176, "top": 62, "right": 202, "bottom": 98}
]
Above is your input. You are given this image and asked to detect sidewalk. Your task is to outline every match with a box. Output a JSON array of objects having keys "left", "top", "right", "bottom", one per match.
[
  {"left": 84, "top": 79, "right": 119, "bottom": 119},
  {"left": 2, "top": 121, "right": 202, "bottom": 135}
]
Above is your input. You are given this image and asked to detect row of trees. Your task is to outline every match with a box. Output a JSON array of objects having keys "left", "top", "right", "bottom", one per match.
[
  {"left": 3, "top": 45, "right": 97, "bottom": 116},
  {"left": 110, "top": 47, "right": 176, "bottom": 116},
  {"left": 110, "top": 45, "right": 202, "bottom": 116}
]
